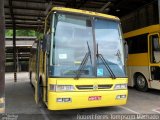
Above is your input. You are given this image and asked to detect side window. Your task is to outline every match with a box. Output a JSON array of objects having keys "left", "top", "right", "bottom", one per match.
[
  {"left": 125, "top": 34, "right": 148, "bottom": 54},
  {"left": 43, "top": 14, "right": 52, "bottom": 72},
  {"left": 150, "top": 34, "right": 160, "bottom": 63}
]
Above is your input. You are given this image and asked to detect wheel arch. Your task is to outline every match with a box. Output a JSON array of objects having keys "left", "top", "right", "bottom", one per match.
[
  {"left": 133, "top": 72, "right": 148, "bottom": 91},
  {"left": 133, "top": 72, "right": 147, "bottom": 85}
]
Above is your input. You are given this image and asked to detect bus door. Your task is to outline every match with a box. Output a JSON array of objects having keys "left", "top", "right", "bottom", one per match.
[{"left": 148, "top": 33, "right": 160, "bottom": 89}]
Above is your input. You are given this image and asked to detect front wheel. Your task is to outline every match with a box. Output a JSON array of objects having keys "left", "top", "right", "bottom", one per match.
[{"left": 135, "top": 73, "right": 148, "bottom": 92}]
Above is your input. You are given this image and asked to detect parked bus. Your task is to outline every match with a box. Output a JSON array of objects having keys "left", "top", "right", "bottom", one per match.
[
  {"left": 124, "top": 24, "right": 160, "bottom": 92},
  {"left": 29, "top": 7, "right": 128, "bottom": 110}
]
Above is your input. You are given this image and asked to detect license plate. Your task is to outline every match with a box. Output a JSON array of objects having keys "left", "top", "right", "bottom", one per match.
[{"left": 88, "top": 96, "right": 101, "bottom": 101}]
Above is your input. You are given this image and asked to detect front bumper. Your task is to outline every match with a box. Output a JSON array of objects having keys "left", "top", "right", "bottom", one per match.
[{"left": 48, "top": 90, "right": 128, "bottom": 110}]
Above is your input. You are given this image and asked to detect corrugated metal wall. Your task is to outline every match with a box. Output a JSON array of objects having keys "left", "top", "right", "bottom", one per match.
[{"left": 121, "top": 1, "right": 159, "bottom": 33}]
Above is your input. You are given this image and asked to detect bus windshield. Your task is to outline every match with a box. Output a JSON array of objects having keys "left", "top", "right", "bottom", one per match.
[
  {"left": 94, "top": 18, "right": 125, "bottom": 77},
  {"left": 49, "top": 12, "right": 126, "bottom": 78}
]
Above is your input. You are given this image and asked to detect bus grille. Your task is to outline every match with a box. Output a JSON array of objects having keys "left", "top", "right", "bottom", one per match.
[
  {"left": 76, "top": 84, "right": 112, "bottom": 90},
  {"left": 98, "top": 85, "right": 112, "bottom": 89},
  {"left": 76, "top": 85, "right": 93, "bottom": 90}
]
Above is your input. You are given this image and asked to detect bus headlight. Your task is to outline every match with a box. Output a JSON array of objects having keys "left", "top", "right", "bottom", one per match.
[
  {"left": 114, "top": 84, "right": 127, "bottom": 90},
  {"left": 50, "top": 84, "right": 75, "bottom": 91}
]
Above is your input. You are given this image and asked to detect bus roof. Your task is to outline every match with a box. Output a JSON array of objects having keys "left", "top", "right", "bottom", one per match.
[
  {"left": 123, "top": 24, "right": 160, "bottom": 38},
  {"left": 51, "top": 7, "right": 120, "bottom": 21}
]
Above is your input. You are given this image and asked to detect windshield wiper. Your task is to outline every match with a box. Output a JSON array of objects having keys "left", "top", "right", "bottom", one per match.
[
  {"left": 96, "top": 44, "right": 116, "bottom": 79},
  {"left": 87, "top": 42, "right": 92, "bottom": 65},
  {"left": 75, "top": 42, "right": 92, "bottom": 79}
]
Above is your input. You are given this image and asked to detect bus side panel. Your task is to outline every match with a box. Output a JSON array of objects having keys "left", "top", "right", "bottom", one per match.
[
  {"left": 127, "top": 53, "right": 150, "bottom": 87},
  {"left": 127, "top": 66, "right": 150, "bottom": 87},
  {"left": 39, "top": 50, "right": 48, "bottom": 102},
  {"left": 127, "top": 53, "right": 149, "bottom": 66},
  {"left": 37, "top": 50, "right": 46, "bottom": 103},
  {"left": 30, "top": 51, "right": 37, "bottom": 87}
]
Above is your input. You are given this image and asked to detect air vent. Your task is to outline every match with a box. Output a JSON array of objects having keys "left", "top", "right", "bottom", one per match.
[
  {"left": 98, "top": 84, "right": 112, "bottom": 89},
  {"left": 76, "top": 85, "right": 93, "bottom": 90}
]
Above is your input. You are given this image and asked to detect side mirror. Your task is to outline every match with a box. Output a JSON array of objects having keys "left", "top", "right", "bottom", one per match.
[
  {"left": 42, "top": 34, "right": 50, "bottom": 54},
  {"left": 124, "top": 41, "right": 128, "bottom": 59}
]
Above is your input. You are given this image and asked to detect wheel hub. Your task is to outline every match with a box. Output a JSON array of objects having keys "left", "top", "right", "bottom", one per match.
[{"left": 137, "top": 75, "right": 145, "bottom": 88}]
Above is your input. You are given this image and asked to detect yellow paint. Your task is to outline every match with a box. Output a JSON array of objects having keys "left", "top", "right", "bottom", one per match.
[
  {"left": 30, "top": 7, "right": 128, "bottom": 110},
  {"left": 44, "top": 7, "right": 120, "bottom": 34},
  {"left": 47, "top": 78, "right": 128, "bottom": 110},
  {"left": 124, "top": 24, "right": 160, "bottom": 67},
  {"left": 35, "top": 80, "right": 38, "bottom": 104},
  {"left": 51, "top": 7, "right": 120, "bottom": 21},
  {"left": 124, "top": 24, "right": 160, "bottom": 90},
  {"left": 127, "top": 53, "right": 149, "bottom": 66},
  {"left": 0, "top": 97, "right": 4, "bottom": 103},
  {"left": 124, "top": 24, "right": 160, "bottom": 38},
  {"left": 48, "top": 90, "right": 127, "bottom": 110},
  {"left": 148, "top": 33, "right": 160, "bottom": 66}
]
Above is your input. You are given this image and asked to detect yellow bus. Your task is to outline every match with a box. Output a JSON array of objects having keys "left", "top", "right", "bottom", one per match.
[
  {"left": 124, "top": 24, "right": 160, "bottom": 92},
  {"left": 29, "top": 7, "right": 128, "bottom": 110}
]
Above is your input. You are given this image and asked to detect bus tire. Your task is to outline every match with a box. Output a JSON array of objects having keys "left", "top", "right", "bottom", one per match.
[{"left": 134, "top": 73, "right": 148, "bottom": 92}]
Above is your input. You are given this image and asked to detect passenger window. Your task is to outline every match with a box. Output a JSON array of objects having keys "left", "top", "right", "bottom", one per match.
[
  {"left": 151, "top": 66, "right": 160, "bottom": 80},
  {"left": 125, "top": 34, "right": 148, "bottom": 54},
  {"left": 150, "top": 34, "right": 160, "bottom": 63}
]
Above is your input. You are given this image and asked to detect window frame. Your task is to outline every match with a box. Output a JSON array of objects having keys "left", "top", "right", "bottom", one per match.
[{"left": 148, "top": 33, "right": 160, "bottom": 64}]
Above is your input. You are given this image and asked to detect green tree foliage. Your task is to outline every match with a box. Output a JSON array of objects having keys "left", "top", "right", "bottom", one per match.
[
  {"left": 5, "top": 29, "right": 36, "bottom": 37},
  {"left": 5, "top": 29, "right": 13, "bottom": 36},
  {"left": 16, "top": 30, "right": 36, "bottom": 36},
  {"left": 35, "top": 31, "right": 43, "bottom": 40},
  {"left": 5, "top": 29, "right": 44, "bottom": 40}
]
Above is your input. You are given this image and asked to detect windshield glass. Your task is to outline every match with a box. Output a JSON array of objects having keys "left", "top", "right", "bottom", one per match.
[
  {"left": 50, "top": 13, "right": 94, "bottom": 77},
  {"left": 94, "top": 18, "right": 125, "bottom": 77},
  {"left": 49, "top": 12, "right": 126, "bottom": 78}
]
